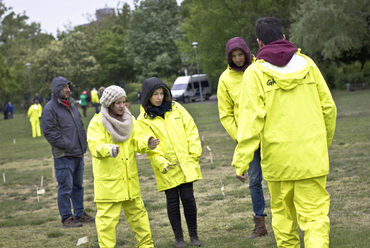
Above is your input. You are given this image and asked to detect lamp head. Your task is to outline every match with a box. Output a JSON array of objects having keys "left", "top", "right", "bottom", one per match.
[{"left": 192, "top": 42, "right": 198, "bottom": 48}]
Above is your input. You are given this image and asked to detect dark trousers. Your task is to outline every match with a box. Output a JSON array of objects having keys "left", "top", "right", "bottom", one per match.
[
  {"left": 81, "top": 106, "right": 87, "bottom": 117},
  {"left": 165, "top": 182, "right": 197, "bottom": 234}
]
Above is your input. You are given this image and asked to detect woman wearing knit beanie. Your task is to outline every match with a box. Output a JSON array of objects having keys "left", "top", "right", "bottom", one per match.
[
  {"left": 137, "top": 77, "right": 203, "bottom": 248},
  {"left": 87, "top": 85, "right": 158, "bottom": 248}
]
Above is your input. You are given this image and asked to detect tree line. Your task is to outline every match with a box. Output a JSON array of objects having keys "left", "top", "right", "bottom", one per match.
[{"left": 0, "top": 0, "right": 369, "bottom": 105}]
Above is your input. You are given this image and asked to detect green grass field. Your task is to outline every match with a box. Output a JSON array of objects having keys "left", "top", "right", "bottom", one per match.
[{"left": 0, "top": 90, "right": 369, "bottom": 247}]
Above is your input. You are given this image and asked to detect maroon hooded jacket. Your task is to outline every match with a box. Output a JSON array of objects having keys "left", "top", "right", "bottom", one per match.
[{"left": 256, "top": 40, "right": 297, "bottom": 67}]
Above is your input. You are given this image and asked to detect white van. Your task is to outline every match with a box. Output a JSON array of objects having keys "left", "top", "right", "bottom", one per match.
[{"left": 171, "top": 74, "right": 212, "bottom": 103}]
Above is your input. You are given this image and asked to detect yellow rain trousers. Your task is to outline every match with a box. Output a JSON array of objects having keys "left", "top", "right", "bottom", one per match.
[
  {"left": 96, "top": 198, "right": 153, "bottom": 248},
  {"left": 27, "top": 103, "right": 42, "bottom": 137},
  {"left": 268, "top": 176, "right": 330, "bottom": 248}
]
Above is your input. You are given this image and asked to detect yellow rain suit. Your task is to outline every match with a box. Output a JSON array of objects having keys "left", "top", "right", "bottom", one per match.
[
  {"left": 232, "top": 48, "right": 337, "bottom": 247},
  {"left": 91, "top": 89, "right": 99, "bottom": 104},
  {"left": 27, "top": 103, "right": 42, "bottom": 137},
  {"left": 137, "top": 102, "right": 202, "bottom": 192},
  {"left": 87, "top": 113, "right": 154, "bottom": 248}
]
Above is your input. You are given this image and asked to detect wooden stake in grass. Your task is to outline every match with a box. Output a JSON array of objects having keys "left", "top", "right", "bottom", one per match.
[
  {"left": 13, "top": 139, "right": 16, "bottom": 144},
  {"left": 52, "top": 166, "right": 56, "bottom": 188},
  {"left": 216, "top": 170, "right": 226, "bottom": 199},
  {"left": 207, "top": 146, "right": 225, "bottom": 199},
  {"left": 41, "top": 176, "right": 43, "bottom": 187},
  {"left": 3, "top": 172, "right": 5, "bottom": 183},
  {"left": 36, "top": 187, "right": 45, "bottom": 202},
  {"left": 206, "top": 146, "right": 213, "bottom": 164},
  {"left": 35, "top": 186, "right": 39, "bottom": 202}
]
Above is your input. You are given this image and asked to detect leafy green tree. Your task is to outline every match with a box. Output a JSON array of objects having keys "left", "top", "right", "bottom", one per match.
[
  {"left": 0, "top": 54, "right": 17, "bottom": 101},
  {"left": 290, "top": 0, "right": 370, "bottom": 69},
  {"left": 125, "top": 0, "right": 183, "bottom": 82},
  {"left": 0, "top": 2, "right": 54, "bottom": 101},
  {"left": 290, "top": 0, "right": 370, "bottom": 89},
  {"left": 178, "top": 0, "right": 299, "bottom": 82},
  {"left": 72, "top": 3, "right": 133, "bottom": 86},
  {"left": 30, "top": 32, "right": 100, "bottom": 98}
]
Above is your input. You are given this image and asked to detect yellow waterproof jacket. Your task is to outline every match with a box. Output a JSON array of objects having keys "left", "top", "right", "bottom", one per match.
[
  {"left": 91, "top": 89, "right": 99, "bottom": 104},
  {"left": 217, "top": 66, "right": 245, "bottom": 142},
  {"left": 218, "top": 57, "right": 256, "bottom": 142},
  {"left": 232, "top": 50, "right": 337, "bottom": 181},
  {"left": 137, "top": 101, "right": 202, "bottom": 192},
  {"left": 27, "top": 104, "right": 42, "bottom": 122},
  {"left": 87, "top": 113, "right": 151, "bottom": 202}
]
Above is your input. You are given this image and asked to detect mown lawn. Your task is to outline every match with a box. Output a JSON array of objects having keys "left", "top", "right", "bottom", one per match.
[{"left": 0, "top": 90, "right": 369, "bottom": 247}]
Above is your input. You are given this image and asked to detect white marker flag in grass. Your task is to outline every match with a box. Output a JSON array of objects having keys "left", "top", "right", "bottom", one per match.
[
  {"left": 206, "top": 146, "right": 213, "bottom": 164},
  {"left": 77, "top": 236, "right": 88, "bottom": 246},
  {"left": 37, "top": 189, "right": 45, "bottom": 195},
  {"left": 207, "top": 146, "right": 225, "bottom": 199}
]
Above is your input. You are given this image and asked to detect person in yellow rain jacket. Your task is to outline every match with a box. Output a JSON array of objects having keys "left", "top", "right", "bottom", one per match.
[
  {"left": 91, "top": 87, "right": 100, "bottom": 114},
  {"left": 27, "top": 99, "right": 42, "bottom": 138},
  {"left": 137, "top": 77, "right": 202, "bottom": 248},
  {"left": 87, "top": 85, "right": 158, "bottom": 248},
  {"left": 232, "top": 17, "right": 337, "bottom": 248},
  {"left": 217, "top": 37, "right": 268, "bottom": 239}
]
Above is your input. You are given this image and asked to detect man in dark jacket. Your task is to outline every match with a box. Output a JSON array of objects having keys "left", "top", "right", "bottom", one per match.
[{"left": 42, "top": 76, "right": 95, "bottom": 228}]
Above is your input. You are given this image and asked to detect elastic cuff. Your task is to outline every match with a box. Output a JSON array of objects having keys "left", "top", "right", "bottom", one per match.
[{"left": 109, "top": 145, "right": 117, "bottom": 158}]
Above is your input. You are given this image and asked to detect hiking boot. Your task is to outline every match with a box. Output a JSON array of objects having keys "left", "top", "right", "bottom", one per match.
[
  {"left": 174, "top": 232, "right": 187, "bottom": 248},
  {"left": 189, "top": 229, "right": 202, "bottom": 246},
  {"left": 76, "top": 211, "right": 95, "bottom": 223},
  {"left": 248, "top": 216, "right": 267, "bottom": 239},
  {"left": 63, "top": 216, "right": 83, "bottom": 228}
]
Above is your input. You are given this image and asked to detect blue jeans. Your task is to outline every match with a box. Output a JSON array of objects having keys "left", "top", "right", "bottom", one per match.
[
  {"left": 94, "top": 103, "right": 100, "bottom": 114},
  {"left": 54, "top": 156, "right": 85, "bottom": 223},
  {"left": 248, "top": 147, "right": 267, "bottom": 218}
]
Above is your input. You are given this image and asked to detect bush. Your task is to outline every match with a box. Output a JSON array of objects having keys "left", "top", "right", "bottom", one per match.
[{"left": 320, "top": 61, "right": 370, "bottom": 90}]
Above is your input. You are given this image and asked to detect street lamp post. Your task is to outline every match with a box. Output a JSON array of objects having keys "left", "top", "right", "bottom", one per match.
[
  {"left": 192, "top": 42, "right": 203, "bottom": 103},
  {"left": 25, "top": 63, "right": 33, "bottom": 101}
]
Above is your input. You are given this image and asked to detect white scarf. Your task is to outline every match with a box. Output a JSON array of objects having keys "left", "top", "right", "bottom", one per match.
[{"left": 101, "top": 106, "right": 133, "bottom": 143}]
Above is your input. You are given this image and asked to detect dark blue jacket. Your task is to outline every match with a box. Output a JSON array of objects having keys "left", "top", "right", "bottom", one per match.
[{"left": 41, "top": 77, "right": 87, "bottom": 158}]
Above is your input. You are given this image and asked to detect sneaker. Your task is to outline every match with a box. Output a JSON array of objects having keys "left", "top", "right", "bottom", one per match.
[
  {"left": 63, "top": 216, "right": 83, "bottom": 228},
  {"left": 76, "top": 211, "right": 95, "bottom": 223}
]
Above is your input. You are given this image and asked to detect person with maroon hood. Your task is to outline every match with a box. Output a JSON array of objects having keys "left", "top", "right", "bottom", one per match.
[
  {"left": 232, "top": 17, "right": 336, "bottom": 247},
  {"left": 217, "top": 37, "right": 268, "bottom": 239}
]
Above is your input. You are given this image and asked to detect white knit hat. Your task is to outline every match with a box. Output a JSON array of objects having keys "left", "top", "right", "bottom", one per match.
[{"left": 99, "top": 85, "right": 126, "bottom": 107}]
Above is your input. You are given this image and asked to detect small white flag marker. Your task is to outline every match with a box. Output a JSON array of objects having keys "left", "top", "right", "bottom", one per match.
[
  {"left": 77, "top": 236, "right": 88, "bottom": 246},
  {"left": 37, "top": 189, "right": 45, "bottom": 195}
]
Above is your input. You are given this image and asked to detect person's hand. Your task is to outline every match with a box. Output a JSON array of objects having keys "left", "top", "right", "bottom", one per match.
[
  {"left": 113, "top": 145, "right": 120, "bottom": 157},
  {"left": 148, "top": 136, "right": 160, "bottom": 149},
  {"left": 236, "top": 172, "right": 248, "bottom": 183},
  {"left": 165, "top": 163, "right": 173, "bottom": 172}
]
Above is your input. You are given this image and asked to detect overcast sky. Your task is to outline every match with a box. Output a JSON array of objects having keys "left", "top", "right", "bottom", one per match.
[{"left": 4, "top": 0, "right": 182, "bottom": 37}]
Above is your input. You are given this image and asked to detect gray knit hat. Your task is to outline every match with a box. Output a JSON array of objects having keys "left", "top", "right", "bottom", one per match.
[{"left": 99, "top": 85, "right": 127, "bottom": 107}]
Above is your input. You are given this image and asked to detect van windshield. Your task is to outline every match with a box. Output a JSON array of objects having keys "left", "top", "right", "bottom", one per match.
[{"left": 172, "top": 84, "right": 188, "bottom": 90}]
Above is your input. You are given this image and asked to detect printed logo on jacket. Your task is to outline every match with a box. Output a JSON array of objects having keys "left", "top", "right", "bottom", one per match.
[{"left": 267, "top": 78, "right": 276, "bottom": 86}]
